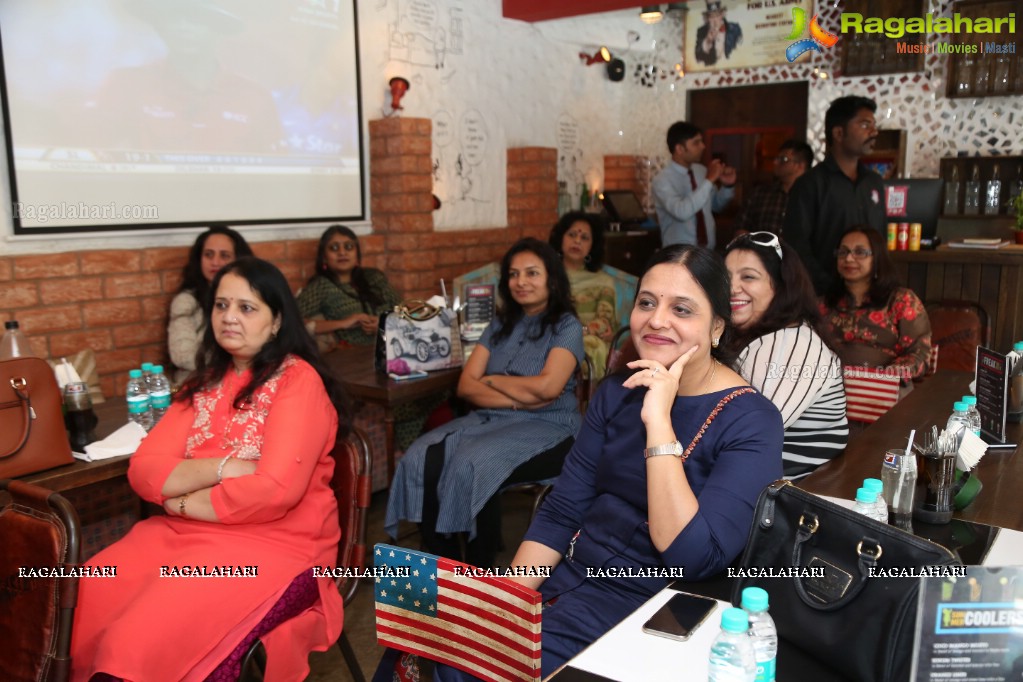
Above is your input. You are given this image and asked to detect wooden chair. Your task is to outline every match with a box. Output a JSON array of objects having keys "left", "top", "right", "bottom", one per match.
[
  {"left": 239, "top": 427, "right": 372, "bottom": 682},
  {"left": 605, "top": 326, "right": 638, "bottom": 377},
  {"left": 0, "top": 479, "right": 81, "bottom": 682},
  {"left": 843, "top": 367, "right": 902, "bottom": 424},
  {"left": 925, "top": 300, "right": 990, "bottom": 373}
]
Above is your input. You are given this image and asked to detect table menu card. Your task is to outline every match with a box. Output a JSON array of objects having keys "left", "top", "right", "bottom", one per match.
[
  {"left": 974, "top": 347, "right": 1008, "bottom": 445},
  {"left": 912, "top": 566, "right": 1023, "bottom": 681},
  {"left": 463, "top": 284, "right": 495, "bottom": 332}
]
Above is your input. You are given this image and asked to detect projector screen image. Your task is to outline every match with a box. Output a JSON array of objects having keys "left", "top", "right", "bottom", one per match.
[{"left": 0, "top": 0, "right": 365, "bottom": 232}]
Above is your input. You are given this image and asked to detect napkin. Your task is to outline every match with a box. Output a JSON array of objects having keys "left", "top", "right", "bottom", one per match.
[
  {"left": 54, "top": 357, "right": 83, "bottom": 390},
  {"left": 77, "top": 422, "right": 148, "bottom": 461}
]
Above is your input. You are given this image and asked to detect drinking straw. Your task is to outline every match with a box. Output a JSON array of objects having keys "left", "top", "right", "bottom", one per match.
[{"left": 892, "top": 429, "right": 916, "bottom": 511}]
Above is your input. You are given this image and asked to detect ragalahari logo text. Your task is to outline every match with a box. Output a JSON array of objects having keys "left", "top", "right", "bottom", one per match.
[{"left": 785, "top": 7, "right": 839, "bottom": 62}]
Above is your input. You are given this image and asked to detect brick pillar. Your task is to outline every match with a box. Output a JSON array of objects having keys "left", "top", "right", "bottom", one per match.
[
  {"left": 369, "top": 117, "right": 435, "bottom": 298},
  {"left": 603, "top": 155, "right": 645, "bottom": 197},
  {"left": 507, "top": 147, "right": 558, "bottom": 241}
]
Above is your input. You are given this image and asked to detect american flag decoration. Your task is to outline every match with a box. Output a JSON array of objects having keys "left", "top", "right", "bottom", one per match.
[
  {"left": 843, "top": 366, "right": 902, "bottom": 424},
  {"left": 373, "top": 543, "right": 542, "bottom": 682}
]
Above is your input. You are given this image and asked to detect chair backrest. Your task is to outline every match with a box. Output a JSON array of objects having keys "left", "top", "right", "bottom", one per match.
[
  {"left": 0, "top": 479, "right": 81, "bottom": 682},
  {"left": 843, "top": 367, "right": 902, "bottom": 424},
  {"left": 605, "top": 326, "right": 638, "bottom": 377},
  {"left": 576, "top": 356, "right": 594, "bottom": 414},
  {"left": 925, "top": 300, "right": 989, "bottom": 372},
  {"left": 329, "top": 428, "right": 372, "bottom": 607}
]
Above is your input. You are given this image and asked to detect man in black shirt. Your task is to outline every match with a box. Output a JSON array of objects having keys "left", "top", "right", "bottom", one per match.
[{"left": 784, "top": 96, "right": 885, "bottom": 293}]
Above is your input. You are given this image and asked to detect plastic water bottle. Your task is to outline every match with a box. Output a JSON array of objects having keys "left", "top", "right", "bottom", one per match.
[
  {"left": 149, "top": 365, "right": 172, "bottom": 424},
  {"left": 740, "top": 587, "right": 777, "bottom": 682},
  {"left": 961, "top": 395, "right": 982, "bottom": 436},
  {"left": 0, "top": 320, "right": 33, "bottom": 360},
  {"left": 708, "top": 607, "right": 756, "bottom": 682},
  {"left": 881, "top": 448, "right": 916, "bottom": 531},
  {"left": 126, "top": 369, "right": 154, "bottom": 431},
  {"left": 863, "top": 478, "right": 888, "bottom": 524},
  {"left": 854, "top": 488, "right": 881, "bottom": 521},
  {"left": 946, "top": 401, "right": 972, "bottom": 451},
  {"left": 141, "top": 362, "right": 155, "bottom": 390}
]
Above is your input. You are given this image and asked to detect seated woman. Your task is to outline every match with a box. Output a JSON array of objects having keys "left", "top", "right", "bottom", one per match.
[
  {"left": 386, "top": 238, "right": 583, "bottom": 569},
  {"left": 431, "top": 244, "right": 783, "bottom": 681},
  {"left": 297, "top": 224, "right": 400, "bottom": 348},
  {"left": 168, "top": 225, "right": 252, "bottom": 384},
  {"left": 72, "top": 257, "right": 346, "bottom": 682},
  {"left": 819, "top": 226, "right": 932, "bottom": 380},
  {"left": 549, "top": 211, "right": 618, "bottom": 380},
  {"left": 724, "top": 231, "right": 848, "bottom": 479}
]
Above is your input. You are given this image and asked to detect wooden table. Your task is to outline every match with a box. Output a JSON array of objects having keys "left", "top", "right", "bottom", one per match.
[
  {"left": 19, "top": 398, "right": 131, "bottom": 493},
  {"left": 325, "top": 345, "right": 461, "bottom": 483},
  {"left": 799, "top": 370, "right": 1023, "bottom": 533}
]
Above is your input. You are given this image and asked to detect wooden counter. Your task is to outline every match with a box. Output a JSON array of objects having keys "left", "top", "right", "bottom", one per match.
[
  {"left": 800, "top": 370, "right": 1022, "bottom": 533},
  {"left": 891, "top": 245, "right": 1023, "bottom": 351}
]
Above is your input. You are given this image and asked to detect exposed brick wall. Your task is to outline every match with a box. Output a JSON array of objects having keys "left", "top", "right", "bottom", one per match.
[
  {"left": 603, "top": 154, "right": 645, "bottom": 198},
  {"left": 0, "top": 120, "right": 559, "bottom": 397}
]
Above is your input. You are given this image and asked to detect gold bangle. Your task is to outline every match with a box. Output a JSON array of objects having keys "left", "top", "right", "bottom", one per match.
[
  {"left": 179, "top": 493, "right": 189, "bottom": 517},
  {"left": 217, "top": 454, "right": 233, "bottom": 485}
]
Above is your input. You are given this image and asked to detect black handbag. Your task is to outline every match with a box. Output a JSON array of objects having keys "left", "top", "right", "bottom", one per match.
[{"left": 731, "top": 480, "right": 960, "bottom": 682}]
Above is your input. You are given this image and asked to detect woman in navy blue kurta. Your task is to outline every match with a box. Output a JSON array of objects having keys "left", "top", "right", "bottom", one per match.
[
  {"left": 386, "top": 239, "right": 583, "bottom": 568},
  {"left": 433, "top": 244, "right": 784, "bottom": 681}
]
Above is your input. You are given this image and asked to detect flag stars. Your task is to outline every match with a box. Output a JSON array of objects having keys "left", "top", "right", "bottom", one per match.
[
  {"left": 380, "top": 589, "right": 387, "bottom": 597},
  {"left": 390, "top": 579, "right": 398, "bottom": 586},
  {"left": 389, "top": 550, "right": 396, "bottom": 558},
  {"left": 405, "top": 553, "right": 412, "bottom": 561},
  {"left": 414, "top": 600, "right": 421, "bottom": 607},
  {"left": 376, "top": 548, "right": 382, "bottom": 556},
  {"left": 375, "top": 577, "right": 381, "bottom": 584},
  {"left": 398, "top": 594, "right": 404, "bottom": 602},
  {"left": 430, "top": 573, "right": 436, "bottom": 581},
  {"left": 420, "top": 557, "right": 427, "bottom": 565},
  {"left": 413, "top": 569, "right": 420, "bottom": 577},
  {"left": 429, "top": 604, "right": 435, "bottom": 612},
  {"left": 422, "top": 587, "right": 428, "bottom": 594},
  {"left": 405, "top": 583, "right": 413, "bottom": 591}
]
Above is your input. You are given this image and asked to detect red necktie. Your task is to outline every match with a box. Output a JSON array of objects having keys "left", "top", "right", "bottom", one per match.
[{"left": 688, "top": 167, "right": 708, "bottom": 246}]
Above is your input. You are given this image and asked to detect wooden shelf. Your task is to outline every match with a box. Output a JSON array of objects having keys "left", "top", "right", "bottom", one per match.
[
  {"left": 840, "top": 0, "right": 926, "bottom": 77},
  {"left": 939, "top": 155, "right": 1023, "bottom": 218},
  {"left": 945, "top": 0, "right": 1023, "bottom": 98}
]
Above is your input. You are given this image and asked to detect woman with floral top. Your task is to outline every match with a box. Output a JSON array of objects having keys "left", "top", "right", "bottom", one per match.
[{"left": 818, "top": 226, "right": 932, "bottom": 379}]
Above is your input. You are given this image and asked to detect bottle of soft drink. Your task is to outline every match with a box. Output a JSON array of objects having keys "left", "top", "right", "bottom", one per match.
[
  {"left": 881, "top": 448, "right": 916, "bottom": 531},
  {"left": 126, "top": 369, "right": 154, "bottom": 431},
  {"left": 854, "top": 488, "right": 881, "bottom": 521},
  {"left": 946, "top": 401, "right": 972, "bottom": 452},
  {"left": 960, "top": 395, "right": 982, "bottom": 436},
  {"left": 863, "top": 478, "right": 888, "bottom": 524},
  {"left": 0, "top": 320, "right": 33, "bottom": 360},
  {"left": 740, "top": 587, "right": 777, "bottom": 682},
  {"left": 708, "top": 608, "right": 756, "bottom": 682},
  {"left": 149, "top": 365, "right": 172, "bottom": 424}
]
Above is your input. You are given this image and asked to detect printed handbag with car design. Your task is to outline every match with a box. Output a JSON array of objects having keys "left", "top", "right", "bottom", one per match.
[{"left": 375, "top": 300, "right": 462, "bottom": 374}]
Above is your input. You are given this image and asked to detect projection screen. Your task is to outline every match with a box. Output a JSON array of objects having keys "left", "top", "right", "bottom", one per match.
[{"left": 0, "top": 0, "right": 365, "bottom": 233}]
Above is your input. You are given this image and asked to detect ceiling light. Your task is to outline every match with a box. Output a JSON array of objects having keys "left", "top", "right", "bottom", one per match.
[{"left": 639, "top": 6, "right": 663, "bottom": 24}]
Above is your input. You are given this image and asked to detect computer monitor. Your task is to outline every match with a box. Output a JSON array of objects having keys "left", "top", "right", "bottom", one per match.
[
  {"left": 601, "top": 190, "right": 648, "bottom": 225},
  {"left": 883, "top": 178, "right": 942, "bottom": 239}
]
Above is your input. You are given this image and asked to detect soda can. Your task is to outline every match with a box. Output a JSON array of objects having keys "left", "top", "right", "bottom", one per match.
[
  {"left": 897, "top": 223, "right": 910, "bottom": 251},
  {"left": 887, "top": 223, "right": 898, "bottom": 250},
  {"left": 909, "top": 223, "right": 922, "bottom": 251}
]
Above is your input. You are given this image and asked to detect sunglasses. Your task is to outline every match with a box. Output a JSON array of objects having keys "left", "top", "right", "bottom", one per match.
[
  {"left": 729, "top": 231, "right": 783, "bottom": 260},
  {"left": 834, "top": 247, "right": 873, "bottom": 260}
]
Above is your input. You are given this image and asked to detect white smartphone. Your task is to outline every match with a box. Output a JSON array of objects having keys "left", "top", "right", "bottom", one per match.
[{"left": 641, "top": 592, "right": 718, "bottom": 641}]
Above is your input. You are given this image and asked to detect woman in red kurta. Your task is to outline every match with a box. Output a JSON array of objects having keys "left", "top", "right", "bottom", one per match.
[{"left": 72, "top": 258, "right": 347, "bottom": 682}]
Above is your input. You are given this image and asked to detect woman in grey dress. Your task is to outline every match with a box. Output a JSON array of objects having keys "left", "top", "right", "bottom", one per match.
[{"left": 385, "top": 238, "right": 583, "bottom": 568}]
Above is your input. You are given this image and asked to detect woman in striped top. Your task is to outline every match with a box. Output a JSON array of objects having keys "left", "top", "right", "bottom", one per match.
[{"left": 725, "top": 231, "right": 848, "bottom": 478}]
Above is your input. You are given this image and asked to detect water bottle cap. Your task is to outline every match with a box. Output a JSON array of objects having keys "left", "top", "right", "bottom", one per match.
[
  {"left": 4, "top": 320, "right": 19, "bottom": 330},
  {"left": 953, "top": 401, "right": 967, "bottom": 412},
  {"left": 1014, "top": 342, "right": 1023, "bottom": 352},
  {"left": 961, "top": 395, "right": 977, "bottom": 406},
  {"left": 153, "top": 365, "right": 164, "bottom": 374},
  {"left": 720, "top": 607, "right": 749, "bottom": 633},
  {"left": 141, "top": 362, "right": 154, "bottom": 371},
  {"left": 863, "top": 478, "right": 883, "bottom": 493},
  {"left": 856, "top": 488, "right": 877, "bottom": 503},
  {"left": 129, "top": 369, "right": 143, "bottom": 378},
  {"left": 740, "top": 586, "right": 769, "bottom": 612}
]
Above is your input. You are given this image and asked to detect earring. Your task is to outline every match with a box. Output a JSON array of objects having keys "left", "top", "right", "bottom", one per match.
[
  {"left": 584, "top": 254, "right": 592, "bottom": 264},
  {"left": 712, "top": 337, "right": 719, "bottom": 348}
]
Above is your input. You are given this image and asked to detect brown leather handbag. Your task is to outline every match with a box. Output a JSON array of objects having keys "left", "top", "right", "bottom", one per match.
[{"left": 0, "top": 357, "right": 74, "bottom": 478}]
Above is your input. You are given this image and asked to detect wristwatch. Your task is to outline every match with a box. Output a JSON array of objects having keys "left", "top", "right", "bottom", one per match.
[{"left": 644, "top": 441, "right": 683, "bottom": 459}]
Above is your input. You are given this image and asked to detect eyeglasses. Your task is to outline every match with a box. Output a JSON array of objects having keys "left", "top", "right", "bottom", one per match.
[
  {"left": 774, "top": 155, "right": 791, "bottom": 164},
  {"left": 729, "top": 231, "right": 783, "bottom": 260},
  {"left": 834, "top": 247, "right": 873, "bottom": 260}
]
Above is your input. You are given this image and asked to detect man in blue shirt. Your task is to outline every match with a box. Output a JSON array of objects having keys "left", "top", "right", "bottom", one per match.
[{"left": 652, "top": 121, "right": 736, "bottom": 248}]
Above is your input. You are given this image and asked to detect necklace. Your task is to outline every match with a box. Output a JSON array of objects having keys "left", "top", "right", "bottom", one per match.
[{"left": 705, "top": 359, "right": 720, "bottom": 388}]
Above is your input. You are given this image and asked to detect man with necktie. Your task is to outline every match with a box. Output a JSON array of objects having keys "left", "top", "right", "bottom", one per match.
[{"left": 652, "top": 121, "right": 737, "bottom": 248}]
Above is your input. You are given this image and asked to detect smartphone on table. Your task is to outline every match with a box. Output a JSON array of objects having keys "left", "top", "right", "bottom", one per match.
[{"left": 641, "top": 591, "right": 718, "bottom": 641}]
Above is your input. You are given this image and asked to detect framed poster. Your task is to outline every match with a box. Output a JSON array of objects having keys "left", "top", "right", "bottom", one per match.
[{"left": 684, "top": 0, "right": 816, "bottom": 74}]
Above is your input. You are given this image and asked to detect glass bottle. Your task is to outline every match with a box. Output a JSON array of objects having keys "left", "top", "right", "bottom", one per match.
[
  {"left": 984, "top": 163, "right": 1002, "bottom": 215},
  {"left": 963, "top": 164, "right": 981, "bottom": 215},
  {"left": 943, "top": 164, "right": 961, "bottom": 215},
  {"left": 1009, "top": 164, "right": 1023, "bottom": 207},
  {"left": 956, "top": 54, "right": 974, "bottom": 96},
  {"left": 991, "top": 54, "right": 1011, "bottom": 94},
  {"left": 974, "top": 51, "right": 990, "bottom": 95}
]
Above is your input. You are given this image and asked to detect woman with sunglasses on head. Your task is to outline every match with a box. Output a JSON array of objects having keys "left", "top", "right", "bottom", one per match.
[
  {"left": 297, "top": 224, "right": 401, "bottom": 348},
  {"left": 725, "top": 231, "right": 848, "bottom": 479},
  {"left": 818, "top": 226, "right": 932, "bottom": 380}
]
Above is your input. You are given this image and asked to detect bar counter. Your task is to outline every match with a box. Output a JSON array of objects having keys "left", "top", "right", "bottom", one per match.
[{"left": 799, "top": 370, "right": 1022, "bottom": 533}]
